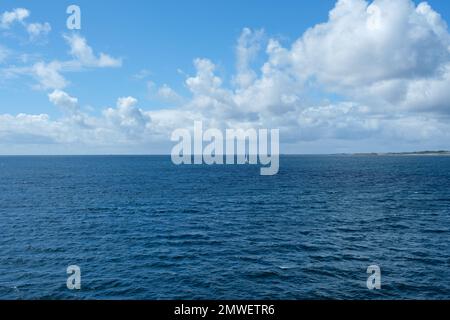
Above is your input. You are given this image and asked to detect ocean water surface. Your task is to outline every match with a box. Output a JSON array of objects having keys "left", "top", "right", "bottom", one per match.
[{"left": 0, "top": 155, "right": 449, "bottom": 299}]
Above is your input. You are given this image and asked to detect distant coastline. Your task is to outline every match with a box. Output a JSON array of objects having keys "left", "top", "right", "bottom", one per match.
[
  {"left": 352, "top": 151, "right": 450, "bottom": 156},
  {"left": 1, "top": 151, "right": 450, "bottom": 157}
]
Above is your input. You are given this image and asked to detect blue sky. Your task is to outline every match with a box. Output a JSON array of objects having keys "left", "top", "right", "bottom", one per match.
[
  {"left": 0, "top": 0, "right": 339, "bottom": 116},
  {"left": 1, "top": 0, "right": 450, "bottom": 154}
]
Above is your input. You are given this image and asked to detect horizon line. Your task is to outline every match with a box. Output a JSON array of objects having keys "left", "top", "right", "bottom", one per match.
[{"left": 0, "top": 151, "right": 449, "bottom": 157}]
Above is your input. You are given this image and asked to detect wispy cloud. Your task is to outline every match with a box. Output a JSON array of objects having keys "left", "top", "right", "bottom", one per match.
[
  {"left": 0, "top": 8, "right": 30, "bottom": 29},
  {"left": 2, "top": 33, "right": 122, "bottom": 90},
  {"left": 63, "top": 34, "right": 122, "bottom": 68}
]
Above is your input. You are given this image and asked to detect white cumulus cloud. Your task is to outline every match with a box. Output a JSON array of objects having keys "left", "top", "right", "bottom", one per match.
[
  {"left": 64, "top": 34, "right": 122, "bottom": 68},
  {"left": 48, "top": 90, "right": 79, "bottom": 113},
  {"left": 26, "top": 22, "right": 51, "bottom": 40},
  {"left": 289, "top": 0, "right": 450, "bottom": 111},
  {"left": 0, "top": 8, "right": 30, "bottom": 28}
]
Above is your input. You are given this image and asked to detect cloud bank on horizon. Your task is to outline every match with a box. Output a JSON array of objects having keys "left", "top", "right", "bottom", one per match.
[{"left": 1, "top": 0, "right": 450, "bottom": 154}]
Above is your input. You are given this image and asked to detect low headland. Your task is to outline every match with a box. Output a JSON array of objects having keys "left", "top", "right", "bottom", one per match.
[{"left": 352, "top": 151, "right": 450, "bottom": 156}]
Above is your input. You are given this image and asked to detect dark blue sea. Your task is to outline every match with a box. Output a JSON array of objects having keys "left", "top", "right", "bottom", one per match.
[{"left": 0, "top": 155, "right": 449, "bottom": 299}]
